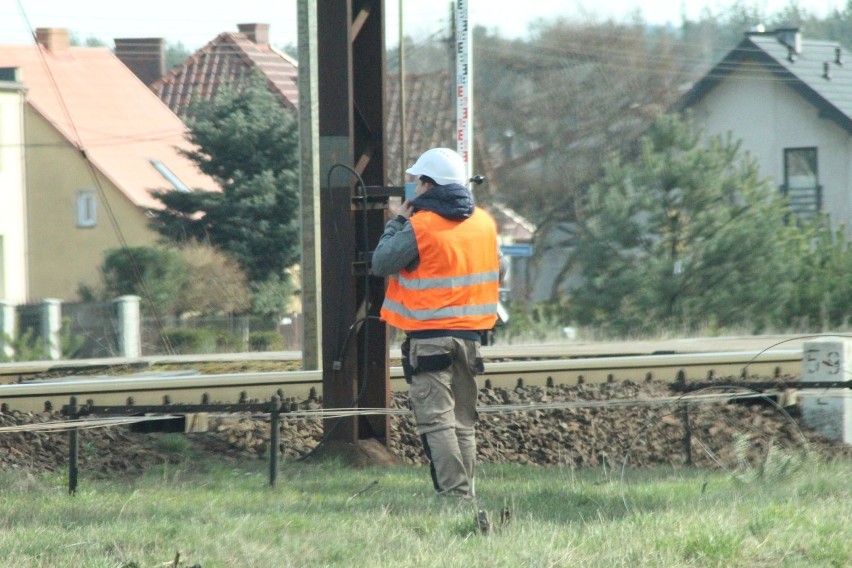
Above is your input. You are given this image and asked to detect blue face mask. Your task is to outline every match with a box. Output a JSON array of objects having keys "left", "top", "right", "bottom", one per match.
[{"left": 405, "top": 182, "right": 418, "bottom": 201}]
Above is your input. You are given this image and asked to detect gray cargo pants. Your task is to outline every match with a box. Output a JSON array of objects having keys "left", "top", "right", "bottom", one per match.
[{"left": 407, "top": 335, "right": 482, "bottom": 497}]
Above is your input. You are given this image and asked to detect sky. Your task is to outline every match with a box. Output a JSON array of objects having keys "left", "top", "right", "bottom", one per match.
[{"left": 1, "top": 0, "right": 849, "bottom": 50}]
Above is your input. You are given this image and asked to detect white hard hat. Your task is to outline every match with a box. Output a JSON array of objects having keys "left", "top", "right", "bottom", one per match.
[{"left": 406, "top": 147, "right": 467, "bottom": 186}]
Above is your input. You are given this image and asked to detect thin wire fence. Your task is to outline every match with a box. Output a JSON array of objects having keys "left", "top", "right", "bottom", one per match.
[
  {"left": 140, "top": 312, "right": 302, "bottom": 355},
  {"left": 63, "top": 301, "right": 119, "bottom": 358},
  {"left": 7, "top": 301, "right": 302, "bottom": 359}
]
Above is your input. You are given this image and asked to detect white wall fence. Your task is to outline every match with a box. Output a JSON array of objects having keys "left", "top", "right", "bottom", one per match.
[{"left": 0, "top": 297, "right": 301, "bottom": 361}]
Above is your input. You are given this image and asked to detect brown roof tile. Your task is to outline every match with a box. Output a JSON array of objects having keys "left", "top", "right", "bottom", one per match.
[
  {"left": 385, "top": 70, "right": 497, "bottom": 187},
  {"left": 385, "top": 70, "right": 534, "bottom": 240},
  {"left": 153, "top": 30, "right": 532, "bottom": 239},
  {"left": 152, "top": 30, "right": 298, "bottom": 117}
]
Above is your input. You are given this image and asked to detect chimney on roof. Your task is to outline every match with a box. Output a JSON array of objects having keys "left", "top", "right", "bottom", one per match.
[
  {"left": 114, "top": 38, "right": 166, "bottom": 86},
  {"left": 237, "top": 23, "right": 270, "bottom": 46},
  {"left": 775, "top": 27, "right": 802, "bottom": 55},
  {"left": 836, "top": 47, "right": 843, "bottom": 66},
  {"left": 35, "top": 28, "right": 69, "bottom": 52}
]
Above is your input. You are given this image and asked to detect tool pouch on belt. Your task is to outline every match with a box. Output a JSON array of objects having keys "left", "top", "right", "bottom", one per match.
[
  {"left": 402, "top": 337, "right": 454, "bottom": 384},
  {"left": 401, "top": 337, "right": 414, "bottom": 384},
  {"left": 416, "top": 352, "right": 453, "bottom": 372}
]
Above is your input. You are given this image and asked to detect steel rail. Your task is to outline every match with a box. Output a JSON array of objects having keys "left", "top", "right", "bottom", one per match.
[
  {"left": 0, "top": 333, "right": 816, "bottom": 380},
  {"left": 0, "top": 351, "right": 303, "bottom": 379},
  {"left": 0, "top": 349, "right": 802, "bottom": 414}
]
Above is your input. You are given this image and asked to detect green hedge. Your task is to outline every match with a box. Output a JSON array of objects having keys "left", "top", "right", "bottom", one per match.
[
  {"left": 159, "top": 328, "right": 246, "bottom": 354},
  {"left": 248, "top": 331, "right": 284, "bottom": 352},
  {"left": 159, "top": 328, "right": 282, "bottom": 354}
]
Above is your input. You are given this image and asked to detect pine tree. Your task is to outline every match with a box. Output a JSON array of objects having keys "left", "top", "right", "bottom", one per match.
[
  {"left": 568, "top": 114, "right": 792, "bottom": 335},
  {"left": 148, "top": 74, "right": 300, "bottom": 314}
]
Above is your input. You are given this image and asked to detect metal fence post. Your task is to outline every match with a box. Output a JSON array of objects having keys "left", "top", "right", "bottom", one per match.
[
  {"left": 0, "top": 302, "right": 16, "bottom": 360},
  {"left": 680, "top": 404, "right": 692, "bottom": 466},
  {"left": 269, "top": 395, "right": 281, "bottom": 487},
  {"left": 41, "top": 299, "right": 62, "bottom": 360},
  {"left": 68, "top": 396, "right": 79, "bottom": 495},
  {"left": 114, "top": 295, "right": 141, "bottom": 358}
]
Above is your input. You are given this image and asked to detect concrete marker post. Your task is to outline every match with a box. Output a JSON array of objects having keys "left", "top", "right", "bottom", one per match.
[
  {"left": 0, "top": 302, "right": 16, "bottom": 360},
  {"left": 114, "top": 295, "right": 141, "bottom": 358},
  {"left": 40, "top": 298, "right": 61, "bottom": 360},
  {"left": 801, "top": 338, "right": 852, "bottom": 443}
]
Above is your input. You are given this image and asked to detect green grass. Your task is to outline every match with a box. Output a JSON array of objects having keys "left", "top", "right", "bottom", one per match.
[{"left": 1, "top": 456, "right": 851, "bottom": 567}]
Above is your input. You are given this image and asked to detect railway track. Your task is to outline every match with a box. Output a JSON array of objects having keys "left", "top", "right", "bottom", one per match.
[{"left": 0, "top": 345, "right": 803, "bottom": 414}]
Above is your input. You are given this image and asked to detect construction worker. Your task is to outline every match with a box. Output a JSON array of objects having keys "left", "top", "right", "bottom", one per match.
[{"left": 372, "top": 147, "right": 502, "bottom": 498}]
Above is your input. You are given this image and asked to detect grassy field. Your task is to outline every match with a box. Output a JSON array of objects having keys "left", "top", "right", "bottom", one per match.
[{"left": 1, "top": 446, "right": 851, "bottom": 567}]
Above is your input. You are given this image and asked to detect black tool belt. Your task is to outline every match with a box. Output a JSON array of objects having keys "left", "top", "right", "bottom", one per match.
[{"left": 400, "top": 335, "right": 484, "bottom": 384}]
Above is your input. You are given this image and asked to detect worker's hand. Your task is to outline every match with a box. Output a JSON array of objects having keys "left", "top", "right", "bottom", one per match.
[{"left": 397, "top": 199, "right": 415, "bottom": 219}]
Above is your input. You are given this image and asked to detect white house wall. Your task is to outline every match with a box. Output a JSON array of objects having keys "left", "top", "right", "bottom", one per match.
[
  {"left": 688, "top": 64, "right": 852, "bottom": 238},
  {"left": 0, "top": 83, "right": 27, "bottom": 303}
]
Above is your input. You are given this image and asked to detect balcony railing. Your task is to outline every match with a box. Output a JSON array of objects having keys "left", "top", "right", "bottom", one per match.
[{"left": 781, "top": 183, "right": 822, "bottom": 222}]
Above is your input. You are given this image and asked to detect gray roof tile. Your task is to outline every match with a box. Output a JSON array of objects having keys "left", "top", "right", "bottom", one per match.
[{"left": 678, "top": 30, "right": 852, "bottom": 133}]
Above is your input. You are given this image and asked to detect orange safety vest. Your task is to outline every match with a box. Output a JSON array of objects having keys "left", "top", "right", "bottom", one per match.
[{"left": 381, "top": 207, "right": 500, "bottom": 331}]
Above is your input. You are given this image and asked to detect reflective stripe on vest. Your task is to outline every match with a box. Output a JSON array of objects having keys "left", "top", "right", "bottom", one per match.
[
  {"left": 395, "top": 270, "right": 500, "bottom": 291},
  {"left": 382, "top": 298, "right": 499, "bottom": 321},
  {"left": 380, "top": 207, "right": 500, "bottom": 331}
]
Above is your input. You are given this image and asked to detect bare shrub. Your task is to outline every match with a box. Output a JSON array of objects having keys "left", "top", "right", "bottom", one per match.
[{"left": 177, "top": 242, "right": 251, "bottom": 315}]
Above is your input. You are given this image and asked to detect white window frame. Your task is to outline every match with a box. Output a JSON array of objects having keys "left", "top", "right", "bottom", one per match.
[{"left": 76, "top": 189, "right": 97, "bottom": 228}]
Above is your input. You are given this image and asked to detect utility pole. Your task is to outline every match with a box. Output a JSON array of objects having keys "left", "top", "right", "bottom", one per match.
[{"left": 297, "top": 0, "right": 322, "bottom": 371}]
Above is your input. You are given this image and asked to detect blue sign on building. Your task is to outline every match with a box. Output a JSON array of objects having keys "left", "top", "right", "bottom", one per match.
[{"left": 500, "top": 244, "right": 534, "bottom": 257}]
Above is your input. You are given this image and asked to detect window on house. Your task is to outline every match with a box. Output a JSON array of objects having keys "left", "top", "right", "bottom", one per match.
[
  {"left": 783, "top": 147, "right": 820, "bottom": 221},
  {"left": 76, "top": 189, "right": 97, "bottom": 228}
]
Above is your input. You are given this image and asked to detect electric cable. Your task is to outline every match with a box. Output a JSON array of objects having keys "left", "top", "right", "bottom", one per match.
[
  {"left": 297, "top": 163, "right": 376, "bottom": 461},
  {"left": 619, "top": 384, "right": 812, "bottom": 514},
  {"left": 740, "top": 333, "right": 852, "bottom": 379},
  {"left": 0, "top": 388, "right": 781, "bottom": 432}
]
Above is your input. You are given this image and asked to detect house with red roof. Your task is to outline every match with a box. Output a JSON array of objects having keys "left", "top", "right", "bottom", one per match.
[
  {"left": 0, "top": 70, "right": 27, "bottom": 304},
  {"left": 0, "top": 28, "right": 218, "bottom": 301}
]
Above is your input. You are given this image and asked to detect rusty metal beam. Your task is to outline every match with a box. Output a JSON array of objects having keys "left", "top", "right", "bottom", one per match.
[{"left": 317, "top": 0, "right": 389, "bottom": 446}]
